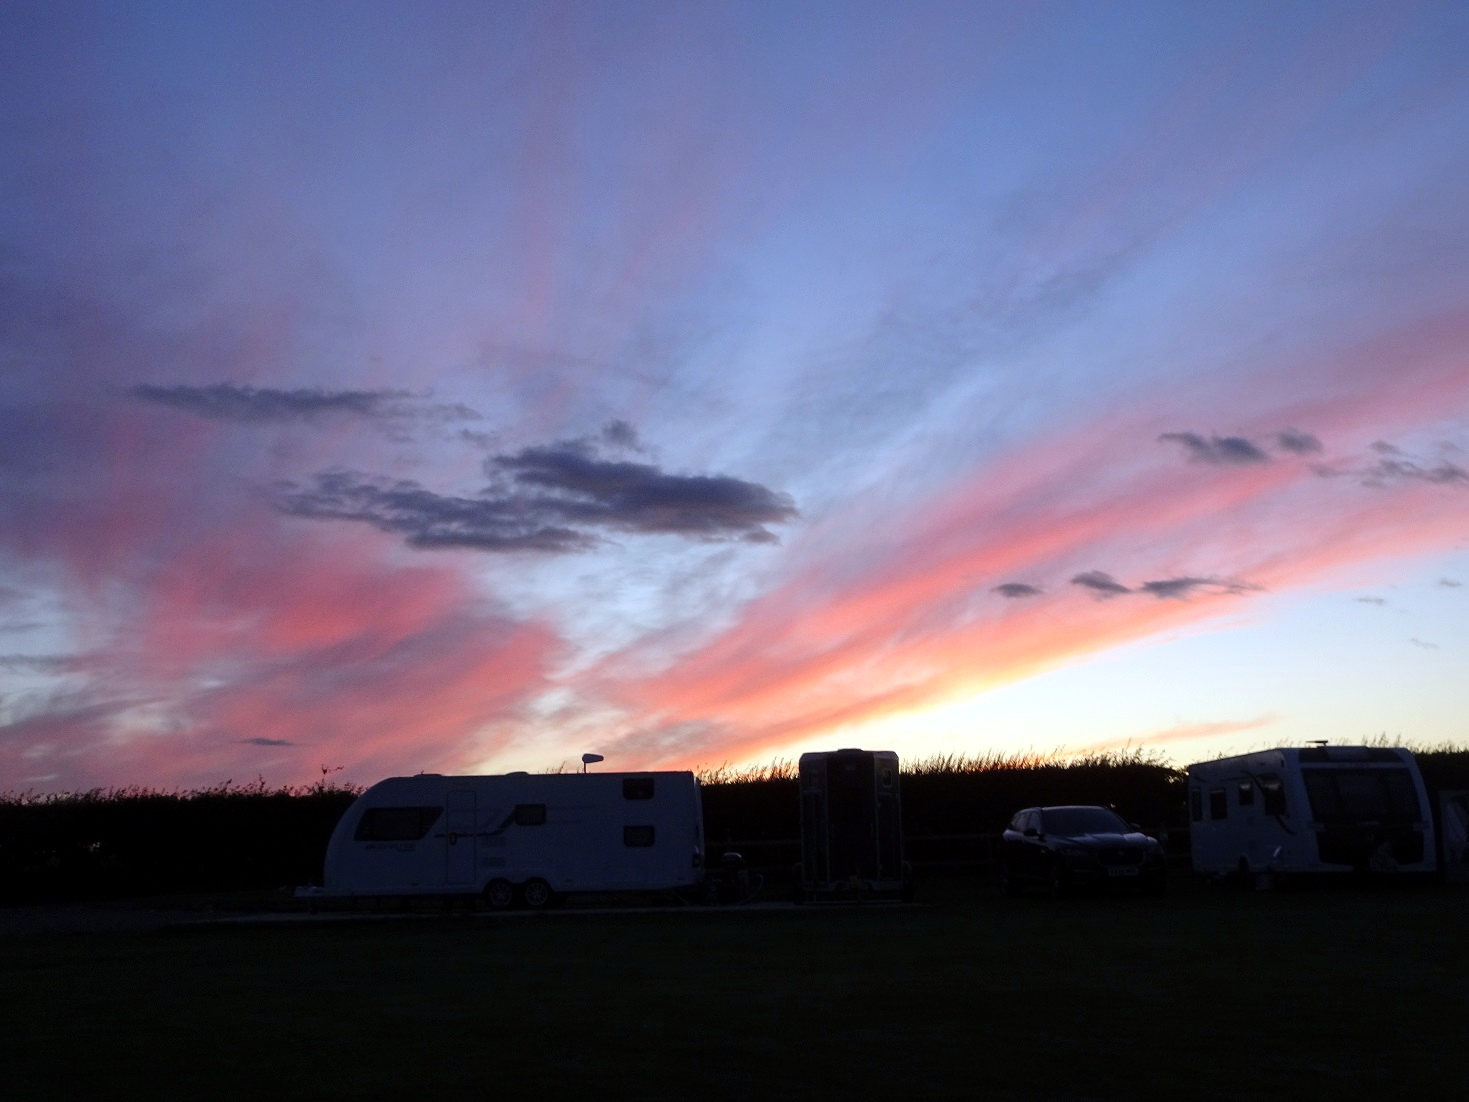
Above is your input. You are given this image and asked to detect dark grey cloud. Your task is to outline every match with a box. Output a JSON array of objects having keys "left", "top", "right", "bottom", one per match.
[
  {"left": 1069, "top": 571, "right": 1258, "bottom": 601},
  {"left": 490, "top": 444, "right": 797, "bottom": 542},
  {"left": 276, "top": 429, "right": 798, "bottom": 552},
  {"left": 1355, "top": 596, "right": 1387, "bottom": 606},
  {"left": 240, "top": 737, "right": 295, "bottom": 747},
  {"left": 1439, "top": 578, "right": 1463, "bottom": 589},
  {"left": 1409, "top": 638, "right": 1439, "bottom": 650},
  {"left": 1275, "top": 429, "right": 1323, "bottom": 455},
  {"left": 1070, "top": 571, "right": 1131, "bottom": 598},
  {"left": 130, "top": 382, "right": 416, "bottom": 422},
  {"left": 1137, "top": 576, "right": 1260, "bottom": 600},
  {"left": 600, "top": 419, "right": 644, "bottom": 451},
  {"left": 1159, "top": 431, "right": 1271, "bottom": 466},
  {"left": 993, "top": 583, "right": 1044, "bottom": 599}
]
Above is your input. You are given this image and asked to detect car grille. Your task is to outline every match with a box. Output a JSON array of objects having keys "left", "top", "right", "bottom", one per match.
[{"left": 1102, "top": 848, "right": 1143, "bottom": 866}]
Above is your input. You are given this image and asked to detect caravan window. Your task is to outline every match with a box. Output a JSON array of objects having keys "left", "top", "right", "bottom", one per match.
[
  {"left": 1259, "top": 775, "right": 1286, "bottom": 816},
  {"left": 624, "top": 825, "right": 655, "bottom": 847},
  {"left": 514, "top": 803, "right": 547, "bottom": 826},
  {"left": 622, "top": 777, "right": 655, "bottom": 800},
  {"left": 1302, "top": 769, "right": 1421, "bottom": 824},
  {"left": 1208, "top": 788, "right": 1227, "bottom": 820},
  {"left": 1237, "top": 782, "right": 1254, "bottom": 807},
  {"left": 354, "top": 806, "right": 443, "bottom": 842}
]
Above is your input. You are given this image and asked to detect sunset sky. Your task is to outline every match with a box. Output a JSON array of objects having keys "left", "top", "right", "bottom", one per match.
[{"left": 3, "top": 1, "right": 1467, "bottom": 794}]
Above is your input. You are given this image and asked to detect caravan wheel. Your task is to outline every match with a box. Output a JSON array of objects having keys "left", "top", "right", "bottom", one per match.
[
  {"left": 521, "top": 878, "right": 554, "bottom": 909},
  {"left": 484, "top": 879, "right": 515, "bottom": 910}
]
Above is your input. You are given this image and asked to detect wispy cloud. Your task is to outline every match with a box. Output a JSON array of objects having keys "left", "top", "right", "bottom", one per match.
[
  {"left": 1313, "top": 441, "right": 1469, "bottom": 487},
  {"left": 0, "top": 654, "right": 78, "bottom": 673},
  {"left": 1364, "top": 455, "right": 1468, "bottom": 488},
  {"left": 129, "top": 383, "right": 418, "bottom": 423},
  {"left": 0, "top": 530, "right": 567, "bottom": 790},
  {"left": 276, "top": 471, "right": 596, "bottom": 553},
  {"left": 1064, "top": 715, "right": 1279, "bottom": 756}
]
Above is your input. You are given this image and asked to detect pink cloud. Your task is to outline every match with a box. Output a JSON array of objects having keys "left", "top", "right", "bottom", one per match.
[
  {"left": 569, "top": 311, "right": 1469, "bottom": 771},
  {"left": 2, "top": 422, "right": 564, "bottom": 790}
]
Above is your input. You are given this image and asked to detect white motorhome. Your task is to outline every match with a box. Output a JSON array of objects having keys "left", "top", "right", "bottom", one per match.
[
  {"left": 312, "top": 771, "right": 705, "bottom": 906},
  {"left": 1186, "top": 746, "right": 1436, "bottom": 881}
]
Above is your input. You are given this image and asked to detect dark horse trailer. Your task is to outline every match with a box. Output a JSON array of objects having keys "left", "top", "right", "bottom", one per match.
[{"left": 798, "top": 748, "right": 911, "bottom": 901}]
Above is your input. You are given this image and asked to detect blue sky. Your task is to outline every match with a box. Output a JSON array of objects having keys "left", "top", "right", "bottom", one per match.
[{"left": 2, "top": 1, "right": 1467, "bottom": 792}]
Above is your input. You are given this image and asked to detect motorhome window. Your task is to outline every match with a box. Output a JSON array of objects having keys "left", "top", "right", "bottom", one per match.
[
  {"left": 1259, "top": 776, "right": 1286, "bottom": 816},
  {"left": 514, "top": 803, "right": 547, "bottom": 826},
  {"left": 622, "top": 777, "right": 655, "bottom": 800},
  {"left": 1189, "top": 789, "right": 1202, "bottom": 823},
  {"left": 1303, "top": 769, "right": 1421, "bottom": 824},
  {"left": 1237, "top": 782, "right": 1254, "bottom": 807},
  {"left": 354, "top": 806, "right": 443, "bottom": 842},
  {"left": 1208, "top": 788, "right": 1227, "bottom": 820},
  {"left": 879, "top": 767, "right": 894, "bottom": 788},
  {"left": 624, "top": 825, "right": 655, "bottom": 847}
]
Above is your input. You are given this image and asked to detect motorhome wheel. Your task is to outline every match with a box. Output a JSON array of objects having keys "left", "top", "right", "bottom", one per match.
[
  {"left": 521, "top": 878, "right": 553, "bottom": 908},
  {"left": 484, "top": 879, "right": 515, "bottom": 909}
]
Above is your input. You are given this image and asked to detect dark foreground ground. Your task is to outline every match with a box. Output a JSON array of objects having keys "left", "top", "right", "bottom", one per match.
[{"left": 2, "top": 874, "right": 1464, "bottom": 1101}]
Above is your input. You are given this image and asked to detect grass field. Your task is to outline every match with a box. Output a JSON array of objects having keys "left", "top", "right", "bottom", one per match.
[{"left": 2, "top": 879, "right": 1463, "bottom": 1101}]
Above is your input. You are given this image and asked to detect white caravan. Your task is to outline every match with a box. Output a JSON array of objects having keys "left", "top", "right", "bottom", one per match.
[
  {"left": 1186, "top": 746, "right": 1436, "bottom": 880},
  {"left": 314, "top": 771, "right": 705, "bottom": 906}
]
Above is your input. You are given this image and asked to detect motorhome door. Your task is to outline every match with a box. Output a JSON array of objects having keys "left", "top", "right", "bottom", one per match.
[{"left": 445, "top": 788, "right": 477, "bottom": 885}]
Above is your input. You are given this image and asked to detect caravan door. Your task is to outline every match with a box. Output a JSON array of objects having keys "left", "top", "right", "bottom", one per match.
[{"left": 445, "top": 787, "right": 477, "bottom": 886}]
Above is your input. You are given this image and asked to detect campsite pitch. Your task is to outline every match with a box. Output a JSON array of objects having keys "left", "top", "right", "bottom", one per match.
[{"left": 1, "top": 882, "right": 1461, "bottom": 1100}]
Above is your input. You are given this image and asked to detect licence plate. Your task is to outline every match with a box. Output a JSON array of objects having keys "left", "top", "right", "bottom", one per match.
[{"left": 1107, "top": 866, "right": 1139, "bottom": 877}]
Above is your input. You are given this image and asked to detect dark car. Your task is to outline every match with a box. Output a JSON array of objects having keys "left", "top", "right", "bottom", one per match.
[{"left": 999, "top": 805, "right": 1166, "bottom": 896}]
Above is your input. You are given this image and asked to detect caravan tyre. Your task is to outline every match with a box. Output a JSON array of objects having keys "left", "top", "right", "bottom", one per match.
[
  {"left": 521, "top": 878, "right": 554, "bottom": 909},
  {"left": 484, "top": 879, "right": 515, "bottom": 910}
]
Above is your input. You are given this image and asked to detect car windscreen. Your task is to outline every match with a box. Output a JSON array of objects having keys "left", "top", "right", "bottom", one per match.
[
  {"left": 1301, "top": 768, "right": 1422, "bottom": 824},
  {"left": 1041, "top": 808, "right": 1130, "bottom": 835}
]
